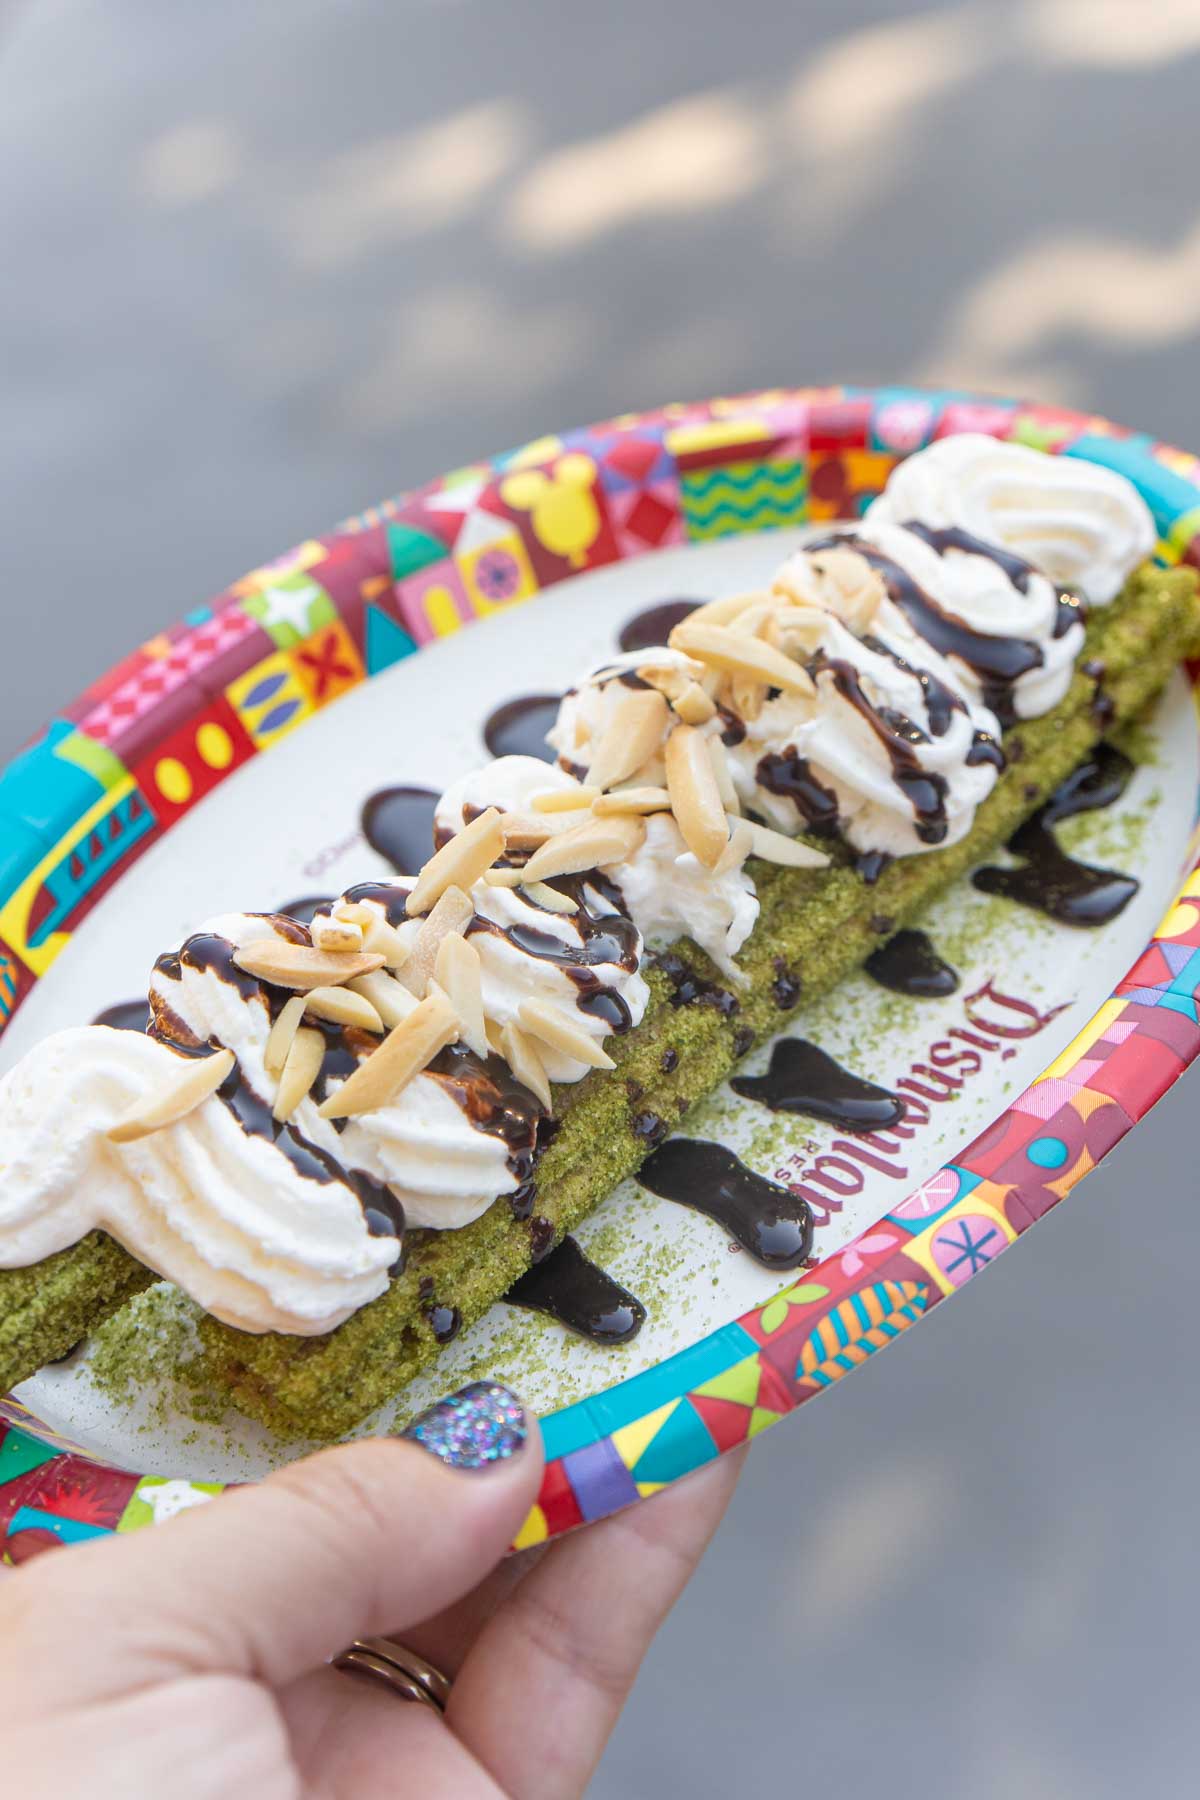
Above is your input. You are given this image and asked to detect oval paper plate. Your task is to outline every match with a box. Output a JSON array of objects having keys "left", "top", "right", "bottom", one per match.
[{"left": 3, "top": 384, "right": 1200, "bottom": 1559}]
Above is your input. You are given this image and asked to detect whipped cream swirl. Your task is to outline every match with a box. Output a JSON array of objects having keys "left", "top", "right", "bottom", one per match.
[
  {"left": 839, "top": 519, "right": 1083, "bottom": 723},
  {"left": 394, "top": 782, "right": 653, "bottom": 1079},
  {"left": 440, "top": 741, "right": 760, "bottom": 977},
  {"left": 0, "top": 896, "right": 551, "bottom": 1330},
  {"left": 0, "top": 1025, "right": 398, "bottom": 1336},
  {"left": 864, "top": 432, "right": 1156, "bottom": 606},
  {"left": 149, "top": 912, "right": 539, "bottom": 1239},
  {"left": 724, "top": 564, "right": 1004, "bottom": 858},
  {"left": 540, "top": 684, "right": 761, "bottom": 973},
  {"left": 549, "top": 649, "right": 699, "bottom": 788},
  {"left": 0, "top": 903, "right": 552, "bottom": 1333}
]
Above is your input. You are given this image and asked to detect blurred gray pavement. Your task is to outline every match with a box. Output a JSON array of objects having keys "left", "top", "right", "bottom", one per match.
[{"left": 4, "top": 2, "right": 1200, "bottom": 1793}]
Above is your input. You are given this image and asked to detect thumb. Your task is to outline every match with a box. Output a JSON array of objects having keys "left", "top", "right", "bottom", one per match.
[{"left": 0, "top": 1381, "right": 541, "bottom": 1711}]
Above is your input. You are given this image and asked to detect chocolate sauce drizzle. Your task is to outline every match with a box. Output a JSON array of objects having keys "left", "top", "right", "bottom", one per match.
[
  {"left": 149, "top": 930, "right": 408, "bottom": 1255},
  {"left": 465, "top": 868, "right": 642, "bottom": 1034},
  {"left": 507, "top": 1235, "right": 646, "bottom": 1343},
  {"left": 816, "top": 653, "right": 951, "bottom": 845},
  {"left": 812, "top": 525, "right": 1079, "bottom": 729},
  {"left": 360, "top": 786, "right": 441, "bottom": 875},
  {"left": 744, "top": 533, "right": 1012, "bottom": 850},
  {"left": 427, "top": 1304, "right": 463, "bottom": 1345},
  {"left": 617, "top": 598, "right": 703, "bottom": 653},
  {"left": 422, "top": 1042, "right": 545, "bottom": 1185},
  {"left": 341, "top": 879, "right": 412, "bottom": 926},
  {"left": 637, "top": 1139, "right": 813, "bottom": 1267},
  {"left": 150, "top": 925, "right": 542, "bottom": 1265},
  {"left": 731, "top": 1039, "right": 906, "bottom": 1131},
  {"left": 973, "top": 744, "right": 1138, "bottom": 927},
  {"left": 865, "top": 928, "right": 959, "bottom": 998},
  {"left": 756, "top": 751, "right": 840, "bottom": 835},
  {"left": 482, "top": 694, "right": 561, "bottom": 763},
  {"left": 655, "top": 951, "right": 739, "bottom": 1018}
]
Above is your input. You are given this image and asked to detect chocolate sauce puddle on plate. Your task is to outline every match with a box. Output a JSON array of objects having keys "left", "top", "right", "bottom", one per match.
[
  {"left": 1038, "top": 742, "right": 1133, "bottom": 824},
  {"left": 273, "top": 895, "right": 336, "bottom": 927},
  {"left": 482, "top": 694, "right": 561, "bottom": 763},
  {"left": 973, "top": 826, "right": 1140, "bottom": 926},
  {"left": 92, "top": 998, "right": 152, "bottom": 1033},
  {"left": 507, "top": 1235, "right": 646, "bottom": 1344},
  {"left": 617, "top": 599, "right": 703, "bottom": 653},
  {"left": 360, "top": 785, "right": 440, "bottom": 875},
  {"left": 637, "top": 1139, "right": 813, "bottom": 1268},
  {"left": 973, "top": 744, "right": 1138, "bottom": 927},
  {"left": 731, "top": 1039, "right": 906, "bottom": 1131},
  {"left": 865, "top": 928, "right": 959, "bottom": 998}
]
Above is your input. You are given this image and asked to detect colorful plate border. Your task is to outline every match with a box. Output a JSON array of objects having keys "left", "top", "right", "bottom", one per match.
[{"left": 4, "top": 384, "right": 1200, "bottom": 1560}]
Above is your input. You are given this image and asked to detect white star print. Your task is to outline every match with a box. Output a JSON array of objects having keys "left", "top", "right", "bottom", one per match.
[{"left": 255, "top": 582, "right": 323, "bottom": 636}]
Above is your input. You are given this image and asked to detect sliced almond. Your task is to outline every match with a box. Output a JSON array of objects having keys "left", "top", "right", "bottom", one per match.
[
  {"left": 773, "top": 606, "right": 829, "bottom": 656},
  {"left": 304, "top": 985, "right": 385, "bottom": 1033},
  {"left": 635, "top": 649, "right": 706, "bottom": 682},
  {"left": 672, "top": 680, "right": 717, "bottom": 725},
  {"left": 531, "top": 784, "right": 601, "bottom": 813},
  {"left": 592, "top": 785, "right": 672, "bottom": 816},
  {"left": 233, "top": 938, "right": 385, "bottom": 992},
  {"left": 405, "top": 807, "right": 504, "bottom": 918},
  {"left": 264, "top": 995, "right": 307, "bottom": 1077},
  {"left": 332, "top": 900, "right": 378, "bottom": 932},
  {"left": 434, "top": 933, "right": 488, "bottom": 1059},
  {"left": 714, "top": 818, "right": 754, "bottom": 875},
  {"left": 521, "top": 814, "right": 646, "bottom": 882},
  {"left": 733, "top": 813, "right": 832, "bottom": 869},
  {"left": 361, "top": 912, "right": 411, "bottom": 969},
  {"left": 398, "top": 885, "right": 474, "bottom": 998},
  {"left": 107, "top": 1047, "right": 235, "bottom": 1144},
  {"left": 518, "top": 998, "right": 615, "bottom": 1071},
  {"left": 706, "top": 737, "right": 740, "bottom": 813},
  {"left": 501, "top": 814, "right": 553, "bottom": 852},
  {"left": 311, "top": 913, "right": 364, "bottom": 954},
  {"left": 665, "top": 723, "right": 729, "bottom": 869},
  {"left": 498, "top": 1022, "right": 553, "bottom": 1111},
  {"left": 273, "top": 1027, "right": 326, "bottom": 1123},
  {"left": 586, "top": 688, "right": 670, "bottom": 792},
  {"left": 318, "top": 989, "right": 459, "bottom": 1119},
  {"left": 637, "top": 664, "right": 687, "bottom": 702},
  {"left": 730, "top": 673, "right": 766, "bottom": 722},
  {"left": 483, "top": 866, "right": 525, "bottom": 888},
  {"left": 670, "top": 591, "right": 763, "bottom": 634},
  {"left": 523, "top": 879, "right": 579, "bottom": 913},
  {"left": 670, "top": 621, "right": 816, "bottom": 697},
  {"left": 347, "top": 969, "right": 420, "bottom": 1030},
  {"left": 808, "top": 546, "right": 885, "bottom": 634},
  {"left": 726, "top": 597, "right": 777, "bottom": 638}
]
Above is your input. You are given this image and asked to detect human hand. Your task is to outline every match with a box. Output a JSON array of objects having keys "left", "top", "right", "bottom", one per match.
[{"left": 0, "top": 1381, "right": 743, "bottom": 1798}]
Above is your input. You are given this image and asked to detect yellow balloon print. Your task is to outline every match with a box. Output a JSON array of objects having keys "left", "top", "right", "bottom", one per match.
[{"left": 500, "top": 452, "right": 601, "bottom": 569}]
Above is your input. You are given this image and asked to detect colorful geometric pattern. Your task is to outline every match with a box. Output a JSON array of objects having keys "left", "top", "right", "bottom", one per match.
[{"left": 4, "top": 385, "right": 1200, "bottom": 1562}]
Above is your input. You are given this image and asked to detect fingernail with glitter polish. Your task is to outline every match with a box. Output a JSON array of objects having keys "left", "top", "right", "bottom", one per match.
[{"left": 401, "top": 1381, "right": 527, "bottom": 1470}]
